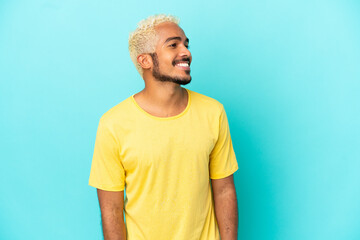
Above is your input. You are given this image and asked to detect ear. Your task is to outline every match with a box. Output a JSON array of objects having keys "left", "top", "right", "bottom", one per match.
[{"left": 137, "top": 54, "right": 152, "bottom": 70}]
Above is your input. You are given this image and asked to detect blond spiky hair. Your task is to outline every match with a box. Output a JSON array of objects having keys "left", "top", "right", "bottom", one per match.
[{"left": 128, "top": 14, "right": 180, "bottom": 76}]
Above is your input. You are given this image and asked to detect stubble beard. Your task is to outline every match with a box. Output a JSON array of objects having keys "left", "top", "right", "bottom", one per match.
[{"left": 150, "top": 53, "right": 192, "bottom": 86}]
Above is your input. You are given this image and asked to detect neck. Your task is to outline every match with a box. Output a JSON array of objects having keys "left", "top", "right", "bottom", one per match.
[
  {"left": 133, "top": 69, "right": 190, "bottom": 118},
  {"left": 133, "top": 80, "right": 188, "bottom": 118},
  {"left": 139, "top": 81, "right": 186, "bottom": 106},
  {"left": 139, "top": 70, "right": 187, "bottom": 106}
]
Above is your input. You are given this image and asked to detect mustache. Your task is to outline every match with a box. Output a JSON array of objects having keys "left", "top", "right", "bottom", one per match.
[{"left": 172, "top": 58, "right": 191, "bottom": 66}]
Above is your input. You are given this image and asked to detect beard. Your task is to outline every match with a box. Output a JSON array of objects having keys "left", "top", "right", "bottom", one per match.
[{"left": 150, "top": 53, "right": 191, "bottom": 85}]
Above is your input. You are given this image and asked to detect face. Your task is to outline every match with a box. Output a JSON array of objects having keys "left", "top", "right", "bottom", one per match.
[{"left": 151, "top": 22, "right": 192, "bottom": 85}]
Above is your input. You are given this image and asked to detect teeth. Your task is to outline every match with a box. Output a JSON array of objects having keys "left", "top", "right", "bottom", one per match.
[{"left": 176, "top": 62, "right": 189, "bottom": 67}]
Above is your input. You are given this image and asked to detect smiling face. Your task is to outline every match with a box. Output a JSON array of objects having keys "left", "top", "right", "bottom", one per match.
[{"left": 151, "top": 22, "right": 192, "bottom": 85}]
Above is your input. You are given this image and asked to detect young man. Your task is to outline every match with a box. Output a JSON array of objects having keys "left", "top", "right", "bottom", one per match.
[{"left": 89, "top": 14, "right": 239, "bottom": 240}]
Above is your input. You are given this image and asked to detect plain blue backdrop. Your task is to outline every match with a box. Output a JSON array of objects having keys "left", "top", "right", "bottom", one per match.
[{"left": 1, "top": 0, "right": 359, "bottom": 239}]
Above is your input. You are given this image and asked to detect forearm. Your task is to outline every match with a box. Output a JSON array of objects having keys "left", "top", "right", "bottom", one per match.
[
  {"left": 101, "top": 207, "right": 127, "bottom": 240},
  {"left": 97, "top": 190, "right": 126, "bottom": 240},
  {"left": 213, "top": 188, "right": 238, "bottom": 240}
]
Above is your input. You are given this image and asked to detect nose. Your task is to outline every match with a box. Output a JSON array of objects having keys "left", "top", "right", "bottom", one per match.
[{"left": 179, "top": 44, "right": 191, "bottom": 59}]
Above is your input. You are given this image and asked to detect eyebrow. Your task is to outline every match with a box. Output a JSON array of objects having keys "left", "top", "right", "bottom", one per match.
[{"left": 164, "top": 36, "right": 189, "bottom": 44}]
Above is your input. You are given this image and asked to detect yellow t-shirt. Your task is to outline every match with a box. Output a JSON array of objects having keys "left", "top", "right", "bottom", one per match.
[{"left": 89, "top": 88, "right": 238, "bottom": 240}]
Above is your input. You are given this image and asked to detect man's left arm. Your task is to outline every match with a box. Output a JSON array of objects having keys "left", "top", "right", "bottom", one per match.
[{"left": 211, "top": 174, "right": 238, "bottom": 240}]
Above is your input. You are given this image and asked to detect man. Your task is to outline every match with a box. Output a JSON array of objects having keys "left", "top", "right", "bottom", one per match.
[{"left": 89, "top": 14, "right": 239, "bottom": 240}]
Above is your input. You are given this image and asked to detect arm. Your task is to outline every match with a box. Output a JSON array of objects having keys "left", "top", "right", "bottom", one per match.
[
  {"left": 97, "top": 189, "right": 127, "bottom": 240},
  {"left": 211, "top": 174, "right": 238, "bottom": 240}
]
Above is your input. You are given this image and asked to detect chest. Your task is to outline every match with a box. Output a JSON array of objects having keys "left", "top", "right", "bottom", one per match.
[{"left": 118, "top": 118, "right": 218, "bottom": 172}]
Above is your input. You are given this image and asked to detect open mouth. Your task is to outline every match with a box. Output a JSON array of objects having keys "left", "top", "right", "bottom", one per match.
[{"left": 174, "top": 60, "right": 191, "bottom": 71}]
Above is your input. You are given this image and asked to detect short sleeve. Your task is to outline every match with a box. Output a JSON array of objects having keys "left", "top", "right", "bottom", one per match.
[
  {"left": 209, "top": 105, "right": 238, "bottom": 179},
  {"left": 88, "top": 118, "right": 125, "bottom": 191}
]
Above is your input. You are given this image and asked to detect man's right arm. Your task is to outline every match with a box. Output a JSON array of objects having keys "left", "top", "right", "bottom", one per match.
[{"left": 97, "top": 189, "right": 126, "bottom": 240}]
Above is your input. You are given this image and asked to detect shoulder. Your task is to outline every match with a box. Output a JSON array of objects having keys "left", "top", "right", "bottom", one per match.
[
  {"left": 188, "top": 89, "right": 224, "bottom": 113},
  {"left": 98, "top": 96, "right": 134, "bottom": 126}
]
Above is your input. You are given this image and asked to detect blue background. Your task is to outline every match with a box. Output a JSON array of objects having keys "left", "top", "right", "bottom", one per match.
[{"left": 1, "top": 0, "right": 359, "bottom": 239}]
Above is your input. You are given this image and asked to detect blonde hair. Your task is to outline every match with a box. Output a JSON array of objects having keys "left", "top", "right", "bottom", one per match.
[{"left": 128, "top": 14, "right": 180, "bottom": 76}]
